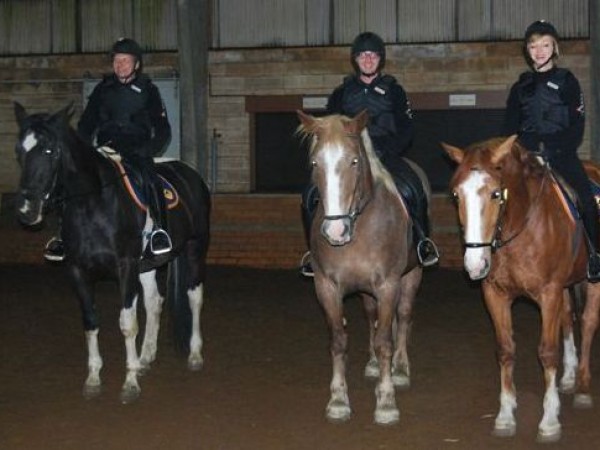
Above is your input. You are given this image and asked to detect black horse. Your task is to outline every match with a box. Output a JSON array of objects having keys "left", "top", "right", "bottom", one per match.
[{"left": 13, "top": 102, "right": 211, "bottom": 403}]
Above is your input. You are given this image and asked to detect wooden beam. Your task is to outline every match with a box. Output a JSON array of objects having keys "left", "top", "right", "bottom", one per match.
[
  {"left": 591, "top": 0, "right": 600, "bottom": 161},
  {"left": 177, "top": 0, "right": 209, "bottom": 175}
]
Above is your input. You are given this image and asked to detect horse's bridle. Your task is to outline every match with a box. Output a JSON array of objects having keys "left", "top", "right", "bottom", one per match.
[
  {"left": 462, "top": 168, "right": 549, "bottom": 251},
  {"left": 320, "top": 136, "right": 369, "bottom": 226}
]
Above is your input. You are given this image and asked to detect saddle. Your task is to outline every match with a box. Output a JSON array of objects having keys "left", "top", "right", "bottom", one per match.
[
  {"left": 389, "top": 157, "right": 430, "bottom": 238},
  {"left": 550, "top": 170, "right": 600, "bottom": 222},
  {"left": 98, "top": 147, "right": 179, "bottom": 211}
]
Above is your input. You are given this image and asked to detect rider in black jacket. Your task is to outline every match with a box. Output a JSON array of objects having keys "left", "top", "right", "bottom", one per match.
[
  {"left": 503, "top": 21, "right": 600, "bottom": 281},
  {"left": 43, "top": 38, "right": 173, "bottom": 261},
  {"left": 299, "top": 32, "right": 439, "bottom": 277}
]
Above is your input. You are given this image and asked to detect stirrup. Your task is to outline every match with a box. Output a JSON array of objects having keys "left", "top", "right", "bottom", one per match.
[
  {"left": 150, "top": 228, "right": 172, "bottom": 255},
  {"left": 417, "top": 238, "right": 440, "bottom": 267},
  {"left": 587, "top": 253, "right": 600, "bottom": 283}
]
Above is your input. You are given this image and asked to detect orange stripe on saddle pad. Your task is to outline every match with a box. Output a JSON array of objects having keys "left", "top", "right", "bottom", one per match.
[{"left": 111, "top": 159, "right": 180, "bottom": 212}]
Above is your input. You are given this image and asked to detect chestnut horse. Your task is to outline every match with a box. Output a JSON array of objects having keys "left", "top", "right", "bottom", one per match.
[
  {"left": 297, "top": 111, "right": 426, "bottom": 424},
  {"left": 443, "top": 135, "right": 600, "bottom": 442}
]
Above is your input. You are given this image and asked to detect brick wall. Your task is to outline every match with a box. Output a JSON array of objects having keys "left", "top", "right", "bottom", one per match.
[{"left": 0, "top": 40, "right": 591, "bottom": 270}]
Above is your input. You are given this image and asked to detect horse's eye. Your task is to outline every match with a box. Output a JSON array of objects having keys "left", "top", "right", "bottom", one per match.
[
  {"left": 311, "top": 160, "right": 317, "bottom": 167},
  {"left": 451, "top": 191, "right": 459, "bottom": 203},
  {"left": 351, "top": 158, "right": 358, "bottom": 166},
  {"left": 491, "top": 189, "right": 502, "bottom": 200},
  {"left": 44, "top": 148, "right": 53, "bottom": 155}
]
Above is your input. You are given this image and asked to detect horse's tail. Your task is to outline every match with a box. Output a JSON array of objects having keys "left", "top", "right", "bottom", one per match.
[{"left": 167, "top": 251, "right": 192, "bottom": 354}]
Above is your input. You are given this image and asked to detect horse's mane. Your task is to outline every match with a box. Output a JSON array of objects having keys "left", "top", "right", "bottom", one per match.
[
  {"left": 297, "top": 114, "right": 397, "bottom": 193},
  {"left": 461, "top": 136, "right": 547, "bottom": 181}
]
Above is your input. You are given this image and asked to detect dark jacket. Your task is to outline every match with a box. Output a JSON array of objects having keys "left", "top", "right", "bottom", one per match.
[
  {"left": 78, "top": 73, "right": 171, "bottom": 158},
  {"left": 503, "top": 67, "right": 584, "bottom": 158},
  {"left": 326, "top": 73, "right": 414, "bottom": 165}
]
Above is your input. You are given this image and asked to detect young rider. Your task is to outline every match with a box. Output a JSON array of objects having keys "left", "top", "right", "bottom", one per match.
[{"left": 503, "top": 20, "right": 600, "bottom": 281}]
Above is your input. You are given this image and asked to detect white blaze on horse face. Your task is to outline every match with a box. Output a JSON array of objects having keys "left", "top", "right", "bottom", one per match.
[
  {"left": 320, "top": 142, "right": 349, "bottom": 243},
  {"left": 22, "top": 132, "right": 38, "bottom": 152},
  {"left": 322, "top": 142, "right": 345, "bottom": 215},
  {"left": 460, "top": 170, "right": 492, "bottom": 279}
]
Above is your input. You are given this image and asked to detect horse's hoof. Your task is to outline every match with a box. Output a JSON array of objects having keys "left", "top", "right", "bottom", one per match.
[
  {"left": 326, "top": 401, "right": 351, "bottom": 422},
  {"left": 536, "top": 425, "right": 561, "bottom": 444},
  {"left": 558, "top": 383, "right": 575, "bottom": 395},
  {"left": 492, "top": 423, "right": 516, "bottom": 438},
  {"left": 138, "top": 362, "right": 151, "bottom": 376},
  {"left": 573, "top": 393, "right": 593, "bottom": 409},
  {"left": 188, "top": 358, "right": 204, "bottom": 372},
  {"left": 364, "top": 360, "right": 379, "bottom": 379},
  {"left": 82, "top": 384, "right": 102, "bottom": 400},
  {"left": 374, "top": 407, "right": 400, "bottom": 425},
  {"left": 120, "top": 386, "right": 141, "bottom": 404},
  {"left": 391, "top": 372, "right": 410, "bottom": 389}
]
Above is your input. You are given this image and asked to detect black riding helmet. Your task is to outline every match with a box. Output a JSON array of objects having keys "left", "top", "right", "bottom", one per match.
[
  {"left": 351, "top": 32, "right": 386, "bottom": 72},
  {"left": 111, "top": 38, "right": 143, "bottom": 65},
  {"left": 523, "top": 20, "right": 559, "bottom": 68}
]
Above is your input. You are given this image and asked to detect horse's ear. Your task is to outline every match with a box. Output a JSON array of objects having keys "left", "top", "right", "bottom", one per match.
[
  {"left": 441, "top": 142, "right": 464, "bottom": 164},
  {"left": 297, "top": 110, "right": 318, "bottom": 133},
  {"left": 491, "top": 134, "right": 519, "bottom": 165},
  {"left": 14, "top": 101, "right": 27, "bottom": 127},
  {"left": 354, "top": 109, "right": 369, "bottom": 132},
  {"left": 50, "top": 102, "right": 74, "bottom": 128}
]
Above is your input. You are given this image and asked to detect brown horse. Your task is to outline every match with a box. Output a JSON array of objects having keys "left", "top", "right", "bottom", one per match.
[
  {"left": 443, "top": 135, "right": 600, "bottom": 442},
  {"left": 297, "top": 110, "right": 426, "bottom": 425}
]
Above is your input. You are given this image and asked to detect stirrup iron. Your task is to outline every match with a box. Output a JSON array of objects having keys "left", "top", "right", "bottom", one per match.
[
  {"left": 150, "top": 228, "right": 172, "bottom": 255},
  {"left": 417, "top": 237, "right": 440, "bottom": 267}
]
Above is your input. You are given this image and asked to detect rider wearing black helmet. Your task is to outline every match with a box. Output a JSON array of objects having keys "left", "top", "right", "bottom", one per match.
[
  {"left": 503, "top": 20, "right": 600, "bottom": 281},
  {"left": 299, "top": 31, "right": 439, "bottom": 276},
  {"left": 42, "top": 37, "right": 172, "bottom": 261}
]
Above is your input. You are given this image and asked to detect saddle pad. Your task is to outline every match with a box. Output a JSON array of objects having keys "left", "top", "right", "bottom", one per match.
[
  {"left": 551, "top": 172, "right": 600, "bottom": 222},
  {"left": 111, "top": 159, "right": 179, "bottom": 212}
]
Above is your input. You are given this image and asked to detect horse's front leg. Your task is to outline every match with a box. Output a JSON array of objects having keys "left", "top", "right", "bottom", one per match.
[
  {"left": 558, "top": 288, "right": 578, "bottom": 394},
  {"left": 574, "top": 282, "right": 600, "bottom": 408},
  {"left": 482, "top": 283, "right": 517, "bottom": 438},
  {"left": 139, "top": 270, "right": 164, "bottom": 372},
  {"left": 536, "top": 290, "right": 564, "bottom": 443},
  {"left": 315, "top": 280, "right": 350, "bottom": 422},
  {"left": 118, "top": 263, "right": 143, "bottom": 404},
  {"left": 373, "top": 287, "right": 400, "bottom": 425},
  {"left": 69, "top": 266, "right": 103, "bottom": 399}
]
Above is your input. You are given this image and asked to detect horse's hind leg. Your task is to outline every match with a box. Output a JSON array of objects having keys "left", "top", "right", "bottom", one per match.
[
  {"left": 139, "top": 270, "right": 165, "bottom": 372},
  {"left": 70, "top": 267, "right": 103, "bottom": 399},
  {"left": 187, "top": 282, "right": 205, "bottom": 371},
  {"left": 391, "top": 267, "right": 422, "bottom": 389},
  {"left": 574, "top": 282, "right": 600, "bottom": 408},
  {"left": 362, "top": 294, "right": 379, "bottom": 380}
]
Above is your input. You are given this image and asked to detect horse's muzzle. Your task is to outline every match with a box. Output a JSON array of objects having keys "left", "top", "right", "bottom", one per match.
[
  {"left": 320, "top": 217, "right": 353, "bottom": 246},
  {"left": 464, "top": 247, "right": 491, "bottom": 280},
  {"left": 16, "top": 193, "right": 45, "bottom": 227}
]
